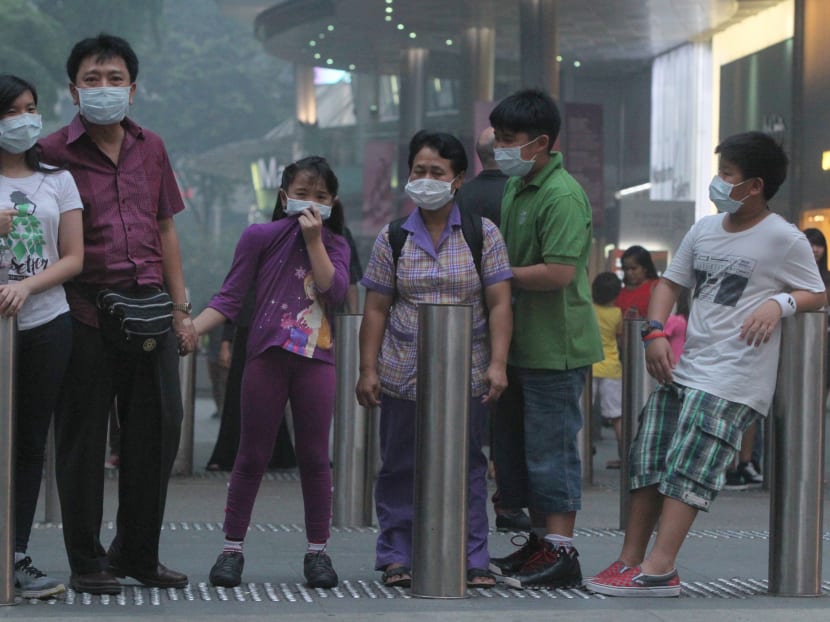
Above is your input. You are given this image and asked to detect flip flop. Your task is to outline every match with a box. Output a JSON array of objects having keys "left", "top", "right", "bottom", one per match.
[
  {"left": 467, "top": 567, "right": 496, "bottom": 588},
  {"left": 382, "top": 565, "right": 412, "bottom": 588}
]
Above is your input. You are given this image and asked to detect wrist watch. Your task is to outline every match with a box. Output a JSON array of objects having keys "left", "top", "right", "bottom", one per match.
[
  {"left": 172, "top": 301, "right": 192, "bottom": 314},
  {"left": 640, "top": 319, "right": 664, "bottom": 339}
]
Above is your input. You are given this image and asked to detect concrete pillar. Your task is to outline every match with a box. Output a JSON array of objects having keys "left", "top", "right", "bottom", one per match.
[
  {"left": 519, "top": 0, "right": 559, "bottom": 98},
  {"left": 459, "top": 26, "right": 496, "bottom": 156},
  {"left": 397, "top": 48, "right": 429, "bottom": 209}
]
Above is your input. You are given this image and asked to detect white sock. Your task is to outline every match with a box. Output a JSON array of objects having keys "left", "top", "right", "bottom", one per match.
[
  {"left": 307, "top": 542, "right": 326, "bottom": 553},
  {"left": 544, "top": 533, "right": 574, "bottom": 550},
  {"left": 222, "top": 538, "right": 244, "bottom": 554}
]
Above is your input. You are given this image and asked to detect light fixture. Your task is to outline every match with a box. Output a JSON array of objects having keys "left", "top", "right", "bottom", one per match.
[
  {"left": 313, "top": 52, "right": 321, "bottom": 60},
  {"left": 397, "top": 23, "right": 405, "bottom": 30},
  {"left": 309, "top": 40, "right": 316, "bottom": 46},
  {"left": 556, "top": 55, "right": 563, "bottom": 62},
  {"left": 409, "top": 32, "right": 416, "bottom": 39},
  {"left": 386, "top": 6, "right": 393, "bottom": 13},
  {"left": 823, "top": 150, "right": 830, "bottom": 171},
  {"left": 326, "top": 58, "right": 333, "bottom": 65},
  {"left": 348, "top": 64, "right": 356, "bottom": 71},
  {"left": 445, "top": 39, "right": 453, "bottom": 46},
  {"left": 573, "top": 60, "right": 581, "bottom": 67},
  {"left": 613, "top": 182, "right": 651, "bottom": 200},
  {"left": 327, "top": 24, "right": 334, "bottom": 31},
  {"left": 385, "top": 15, "right": 392, "bottom": 21}
]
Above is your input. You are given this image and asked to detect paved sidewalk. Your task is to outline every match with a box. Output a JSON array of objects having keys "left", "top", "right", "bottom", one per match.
[{"left": 4, "top": 399, "right": 828, "bottom": 621}]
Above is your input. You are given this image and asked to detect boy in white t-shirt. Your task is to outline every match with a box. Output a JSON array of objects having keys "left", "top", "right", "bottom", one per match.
[{"left": 586, "top": 131, "right": 826, "bottom": 597}]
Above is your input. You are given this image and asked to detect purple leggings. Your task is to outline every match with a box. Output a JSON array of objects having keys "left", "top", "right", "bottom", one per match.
[{"left": 223, "top": 347, "right": 334, "bottom": 543}]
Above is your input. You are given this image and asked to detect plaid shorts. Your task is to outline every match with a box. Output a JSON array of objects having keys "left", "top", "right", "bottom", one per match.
[{"left": 629, "top": 383, "right": 760, "bottom": 511}]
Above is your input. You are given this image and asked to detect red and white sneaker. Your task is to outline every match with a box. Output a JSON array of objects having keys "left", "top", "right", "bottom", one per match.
[
  {"left": 585, "top": 565, "right": 680, "bottom": 597},
  {"left": 588, "top": 560, "right": 631, "bottom": 583}
]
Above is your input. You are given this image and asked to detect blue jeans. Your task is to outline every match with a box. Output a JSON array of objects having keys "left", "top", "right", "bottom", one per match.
[{"left": 493, "top": 366, "right": 587, "bottom": 514}]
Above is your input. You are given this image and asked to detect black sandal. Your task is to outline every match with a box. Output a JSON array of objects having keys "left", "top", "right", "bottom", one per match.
[
  {"left": 382, "top": 565, "right": 412, "bottom": 588},
  {"left": 467, "top": 567, "right": 496, "bottom": 588}
]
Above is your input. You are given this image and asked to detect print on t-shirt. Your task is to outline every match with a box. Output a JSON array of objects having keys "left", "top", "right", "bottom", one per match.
[
  {"left": 693, "top": 254, "right": 755, "bottom": 307},
  {"left": 6, "top": 190, "right": 47, "bottom": 278}
]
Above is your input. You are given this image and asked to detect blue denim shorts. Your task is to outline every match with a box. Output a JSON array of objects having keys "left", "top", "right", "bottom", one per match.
[
  {"left": 630, "top": 383, "right": 760, "bottom": 511},
  {"left": 494, "top": 366, "right": 587, "bottom": 514}
]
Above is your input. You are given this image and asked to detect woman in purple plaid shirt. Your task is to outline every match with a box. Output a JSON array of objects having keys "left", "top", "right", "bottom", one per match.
[{"left": 356, "top": 130, "right": 513, "bottom": 588}]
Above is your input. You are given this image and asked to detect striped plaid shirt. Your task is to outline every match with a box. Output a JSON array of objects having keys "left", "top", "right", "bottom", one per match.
[{"left": 361, "top": 205, "right": 512, "bottom": 400}]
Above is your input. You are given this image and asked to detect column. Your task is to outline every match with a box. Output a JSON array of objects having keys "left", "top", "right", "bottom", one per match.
[
  {"left": 397, "top": 47, "right": 429, "bottom": 206},
  {"left": 519, "top": 0, "right": 559, "bottom": 98}
]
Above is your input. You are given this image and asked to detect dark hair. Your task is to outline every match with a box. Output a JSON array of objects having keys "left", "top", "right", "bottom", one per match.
[
  {"left": 803, "top": 228, "right": 829, "bottom": 277},
  {"left": 407, "top": 130, "right": 468, "bottom": 176},
  {"left": 489, "top": 88, "right": 561, "bottom": 146},
  {"left": 66, "top": 33, "right": 139, "bottom": 83},
  {"left": 271, "top": 156, "right": 343, "bottom": 234},
  {"left": 592, "top": 272, "right": 622, "bottom": 305},
  {"left": 715, "top": 131, "right": 788, "bottom": 200},
  {"left": 621, "top": 245, "right": 658, "bottom": 281},
  {"left": 0, "top": 74, "right": 55, "bottom": 174}
]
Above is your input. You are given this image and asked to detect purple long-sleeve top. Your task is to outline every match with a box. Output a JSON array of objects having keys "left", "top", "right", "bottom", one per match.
[{"left": 209, "top": 217, "right": 350, "bottom": 364}]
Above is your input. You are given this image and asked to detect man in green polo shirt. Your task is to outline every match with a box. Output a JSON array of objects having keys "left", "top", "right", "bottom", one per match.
[{"left": 487, "top": 88, "right": 602, "bottom": 589}]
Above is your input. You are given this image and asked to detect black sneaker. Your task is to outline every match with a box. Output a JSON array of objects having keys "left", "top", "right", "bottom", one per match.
[
  {"left": 488, "top": 532, "right": 541, "bottom": 576},
  {"left": 304, "top": 551, "right": 338, "bottom": 588},
  {"left": 209, "top": 551, "right": 244, "bottom": 587},
  {"left": 495, "top": 509, "right": 532, "bottom": 532},
  {"left": 503, "top": 541, "right": 582, "bottom": 589}
]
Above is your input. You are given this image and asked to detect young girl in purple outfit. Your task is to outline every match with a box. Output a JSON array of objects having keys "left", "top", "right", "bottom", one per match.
[{"left": 191, "top": 156, "right": 350, "bottom": 590}]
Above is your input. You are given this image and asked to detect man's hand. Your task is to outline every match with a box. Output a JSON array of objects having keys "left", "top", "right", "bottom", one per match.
[
  {"left": 644, "top": 337, "right": 675, "bottom": 384},
  {"left": 174, "top": 315, "right": 197, "bottom": 356},
  {"left": 739, "top": 299, "right": 782, "bottom": 347}
]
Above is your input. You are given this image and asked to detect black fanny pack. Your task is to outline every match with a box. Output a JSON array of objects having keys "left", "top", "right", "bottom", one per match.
[{"left": 96, "top": 289, "right": 174, "bottom": 353}]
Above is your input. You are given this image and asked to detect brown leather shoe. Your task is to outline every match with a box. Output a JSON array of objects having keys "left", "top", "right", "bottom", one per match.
[
  {"left": 108, "top": 561, "right": 188, "bottom": 589},
  {"left": 69, "top": 570, "right": 122, "bottom": 594}
]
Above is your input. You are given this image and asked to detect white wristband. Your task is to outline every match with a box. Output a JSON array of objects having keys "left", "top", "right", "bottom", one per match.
[{"left": 770, "top": 293, "right": 796, "bottom": 318}]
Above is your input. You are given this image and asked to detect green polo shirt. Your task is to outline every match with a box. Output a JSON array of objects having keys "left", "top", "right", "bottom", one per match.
[{"left": 500, "top": 152, "right": 602, "bottom": 370}]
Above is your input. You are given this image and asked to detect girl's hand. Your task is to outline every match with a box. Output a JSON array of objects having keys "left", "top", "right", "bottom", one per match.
[
  {"left": 298, "top": 205, "right": 323, "bottom": 245},
  {"left": 0, "top": 209, "right": 16, "bottom": 236},
  {"left": 0, "top": 280, "right": 32, "bottom": 317},
  {"left": 356, "top": 368, "right": 382, "bottom": 408},
  {"left": 482, "top": 362, "right": 507, "bottom": 404}
]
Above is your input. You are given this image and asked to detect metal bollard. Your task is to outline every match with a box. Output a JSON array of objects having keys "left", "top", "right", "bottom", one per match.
[
  {"left": 619, "top": 319, "right": 656, "bottom": 530},
  {"left": 172, "top": 348, "right": 196, "bottom": 476},
  {"left": 333, "top": 314, "right": 375, "bottom": 527},
  {"left": 42, "top": 422, "right": 59, "bottom": 523},
  {"left": 411, "top": 304, "right": 472, "bottom": 599},
  {"left": 0, "top": 317, "right": 17, "bottom": 605},
  {"left": 768, "top": 311, "right": 826, "bottom": 596}
]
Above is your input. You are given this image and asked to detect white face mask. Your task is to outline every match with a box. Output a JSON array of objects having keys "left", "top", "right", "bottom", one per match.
[
  {"left": 709, "top": 175, "right": 751, "bottom": 214},
  {"left": 77, "top": 86, "right": 132, "bottom": 125},
  {"left": 285, "top": 197, "right": 332, "bottom": 220},
  {"left": 405, "top": 177, "right": 456, "bottom": 211},
  {"left": 0, "top": 113, "right": 42, "bottom": 154},
  {"left": 494, "top": 136, "right": 542, "bottom": 177}
]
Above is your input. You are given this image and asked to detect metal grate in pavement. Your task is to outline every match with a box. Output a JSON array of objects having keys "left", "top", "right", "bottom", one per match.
[
  {"left": 19, "top": 578, "right": 830, "bottom": 607},
  {"left": 30, "top": 523, "right": 830, "bottom": 540}
]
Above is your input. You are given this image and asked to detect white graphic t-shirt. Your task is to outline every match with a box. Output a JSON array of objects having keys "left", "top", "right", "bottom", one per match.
[
  {"left": 664, "top": 212, "right": 826, "bottom": 415},
  {"left": 1, "top": 168, "right": 83, "bottom": 330}
]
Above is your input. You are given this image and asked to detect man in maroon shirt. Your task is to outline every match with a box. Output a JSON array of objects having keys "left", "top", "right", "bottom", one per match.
[{"left": 40, "top": 33, "right": 195, "bottom": 595}]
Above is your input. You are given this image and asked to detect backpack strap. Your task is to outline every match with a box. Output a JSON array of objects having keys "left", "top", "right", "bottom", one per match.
[{"left": 388, "top": 210, "right": 486, "bottom": 302}]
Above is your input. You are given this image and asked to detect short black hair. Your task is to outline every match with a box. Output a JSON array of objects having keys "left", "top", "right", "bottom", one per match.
[
  {"left": 407, "top": 130, "right": 468, "bottom": 176},
  {"left": 66, "top": 33, "right": 139, "bottom": 83},
  {"left": 592, "top": 272, "right": 622, "bottom": 305},
  {"left": 715, "top": 131, "right": 788, "bottom": 200},
  {"left": 489, "top": 88, "right": 561, "bottom": 146},
  {"left": 272, "top": 155, "right": 343, "bottom": 234}
]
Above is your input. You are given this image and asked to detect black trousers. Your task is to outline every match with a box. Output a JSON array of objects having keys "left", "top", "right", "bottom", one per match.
[
  {"left": 55, "top": 318, "right": 182, "bottom": 575},
  {"left": 15, "top": 313, "right": 72, "bottom": 553}
]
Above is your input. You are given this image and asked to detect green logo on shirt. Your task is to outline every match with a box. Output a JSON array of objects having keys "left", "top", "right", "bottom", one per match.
[{"left": 8, "top": 190, "right": 45, "bottom": 260}]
